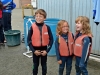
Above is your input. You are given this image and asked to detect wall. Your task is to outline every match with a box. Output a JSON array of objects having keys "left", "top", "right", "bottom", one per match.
[
  {"left": 13, "top": 0, "right": 31, "bottom": 8},
  {"left": 37, "top": 0, "right": 100, "bottom": 55},
  {"left": 20, "top": 0, "right": 31, "bottom": 7}
]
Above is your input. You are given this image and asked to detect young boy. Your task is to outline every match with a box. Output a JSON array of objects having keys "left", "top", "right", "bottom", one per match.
[
  {"left": 74, "top": 16, "right": 92, "bottom": 75},
  {"left": 27, "top": 9, "right": 54, "bottom": 75}
]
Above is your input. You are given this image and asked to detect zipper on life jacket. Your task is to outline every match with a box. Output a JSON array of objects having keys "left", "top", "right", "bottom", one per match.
[
  {"left": 40, "top": 31, "right": 42, "bottom": 46},
  {"left": 38, "top": 26, "right": 42, "bottom": 46},
  {"left": 66, "top": 39, "right": 70, "bottom": 55}
]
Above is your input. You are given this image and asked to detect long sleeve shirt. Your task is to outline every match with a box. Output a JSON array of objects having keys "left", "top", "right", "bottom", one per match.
[
  {"left": 2, "top": 1, "right": 16, "bottom": 13},
  {"left": 75, "top": 32, "right": 91, "bottom": 63},
  {"left": 27, "top": 22, "right": 54, "bottom": 53}
]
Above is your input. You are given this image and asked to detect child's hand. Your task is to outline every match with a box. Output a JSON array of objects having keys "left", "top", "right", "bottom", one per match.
[
  {"left": 34, "top": 50, "right": 41, "bottom": 56},
  {"left": 58, "top": 60, "right": 62, "bottom": 64},
  {"left": 41, "top": 50, "right": 47, "bottom": 56}
]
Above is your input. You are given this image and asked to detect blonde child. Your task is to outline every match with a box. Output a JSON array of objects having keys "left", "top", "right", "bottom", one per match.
[
  {"left": 74, "top": 16, "right": 93, "bottom": 75},
  {"left": 55, "top": 20, "right": 74, "bottom": 75}
]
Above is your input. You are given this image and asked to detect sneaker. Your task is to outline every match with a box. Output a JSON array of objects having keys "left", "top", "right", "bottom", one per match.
[{"left": 4, "top": 40, "right": 6, "bottom": 43}]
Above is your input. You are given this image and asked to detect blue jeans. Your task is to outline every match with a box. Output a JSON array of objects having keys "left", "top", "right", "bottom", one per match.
[
  {"left": 33, "top": 53, "right": 47, "bottom": 75},
  {"left": 75, "top": 56, "right": 88, "bottom": 75},
  {"left": 59, "top": 56, "right": 73, "bottom": 75}
]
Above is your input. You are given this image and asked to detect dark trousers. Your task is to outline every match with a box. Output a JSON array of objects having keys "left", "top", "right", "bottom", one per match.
[
  {"left": 33, "top": 53, "right": 47, "bottom": 75},
  {"left": 3, "top": 12, "right": 11, "bottom": 31},
  {"left": 59, "top": 56, "right": 73, "bottom": 75},
  {"left": 75, "top": 56, "right": 88, "bottom": 75},
  {"left": 0, "top": 19, "right": 4, "bottom": 43}
]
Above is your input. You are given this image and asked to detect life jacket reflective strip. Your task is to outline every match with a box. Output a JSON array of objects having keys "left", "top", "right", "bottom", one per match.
[
  {"left": 74, "top": 34, "right": 92, "bottom": 57},
  {"left": 59, "top": 32, "right": 74, "bottom": 56},
  {"left": 31, "top": 23, "right": 49, "bottom": 47}
]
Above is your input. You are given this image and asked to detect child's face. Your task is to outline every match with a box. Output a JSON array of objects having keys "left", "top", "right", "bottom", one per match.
[
  {"left": 35, "top": 13, "right": 46, "bottom": 23},
  {"left": 76, "top": 21, "right": 82, "bottom": 32},
  {"left": 61, "top": 22, "right": 69, "bottom": 34}
]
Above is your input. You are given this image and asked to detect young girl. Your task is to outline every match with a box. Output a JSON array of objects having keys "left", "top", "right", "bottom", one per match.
[
  {"left": 55, "top": 20, "right": 74, "bottom": 75},
  {"left": 0, "top": 1, "right": 4, "bottom": 45},
  {"left": 74, "top": 16, "right": 93, "bottom": 75}
]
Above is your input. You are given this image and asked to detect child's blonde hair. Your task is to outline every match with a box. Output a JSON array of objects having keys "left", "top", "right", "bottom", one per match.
[
  {"left": 75, "top": 16, "right": 93, "bottom": 36},
  {"left": 56, "top": 20, "right": 69, "bottom": 35}
]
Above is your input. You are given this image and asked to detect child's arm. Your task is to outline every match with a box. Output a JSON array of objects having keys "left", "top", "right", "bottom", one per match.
[
  {"left": 27, "top": 26, "right": 35, "bottom": 52},
  {"left": 3, "top": 2, "right": 16, "bottom": 10},
  {"left": 46, "top": 26, "right": 54, "bottom": 53},
  {"left": 55, "top": 36, "right": 61, "bottom": 61},
  {"left": 11, "top": 2, "right": 16, "bottom": 9},
  {"left": 79, "top": 37, "right": 91, "bottom": 66}
]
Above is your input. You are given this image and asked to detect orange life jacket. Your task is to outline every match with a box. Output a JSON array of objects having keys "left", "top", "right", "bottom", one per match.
[
  {"left": 74, "top": 34, "right": 92, "bottom": 57},
  {"left": 59, "top": 32, "right": 74, "bottom": 56},
  {"left": 31, "top": 23, "right": 49, "bottom": 47}
]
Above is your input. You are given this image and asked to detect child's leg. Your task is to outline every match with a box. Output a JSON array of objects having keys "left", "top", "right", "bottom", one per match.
[
  {"left": 66, "top": 56, "right": 73, "bottom": 75},
  {"left": 0, "top": 20, "right": 4, "bottom": 44},
  {"left": 3, "top": 12, "right": 11, "bottom": 31},
  {"left": 79, "top": 57, "right": 88, "bottom": 75},
  {"left": 0, "top": 26, "right": 2, "bottom": 43},
  {"left": 79, "top": 47, "right": 89, "bottom": 75},
  {"left": 33, "top": 53, "right": 40, "bottom": 75},
  {"left": 59, "top": 57, "right": 66, "bottom": 75},
  {"left": 75, "top": 56, "right": 81, "bottom": 75},
  {"left": 41, "top": 55, "right": 47, "bottom": 75},
  {"left": 7, "top": 13, "right": 12, "bottom": 30},
  {"left": 3, "top": 12, "right": 8, "bottom": 31}
]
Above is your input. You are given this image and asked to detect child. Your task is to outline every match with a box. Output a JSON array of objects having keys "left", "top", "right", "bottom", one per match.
[
  {"left": 27, "top": 9, "right": 53, "bottom": 75},
  {"left": 74, "top": 16, "right": 92, "bottom": 75},
  {"left": 2, "top": 0, "right": 16, "bottom": 31},
  {"left": 0, "top": 1, "right": 4, "bottom": 45},
  {"left": 55, "top": 20, "right": 74, "bottom": 75}
]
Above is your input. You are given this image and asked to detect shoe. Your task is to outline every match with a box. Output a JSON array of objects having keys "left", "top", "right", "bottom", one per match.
[
  {"left": 21, "top": 37, "right": 24, "bottom": 43},
  {"left": 4, "top": 40, "right": 6, "bottom": 43}
]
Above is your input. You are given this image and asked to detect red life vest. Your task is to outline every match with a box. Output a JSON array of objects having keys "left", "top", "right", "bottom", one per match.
[
  {"left": 31, "top": 23, "right": 49, "bottom": 47},
  {"left": 0, "top": 10, "right": 2, "bottom": 18},
  {"left": 59, "top": 32, "right": 74, "bottom": 56},
  {"left": 74, "top": 34, "right": 92, "bottom": 57}
]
